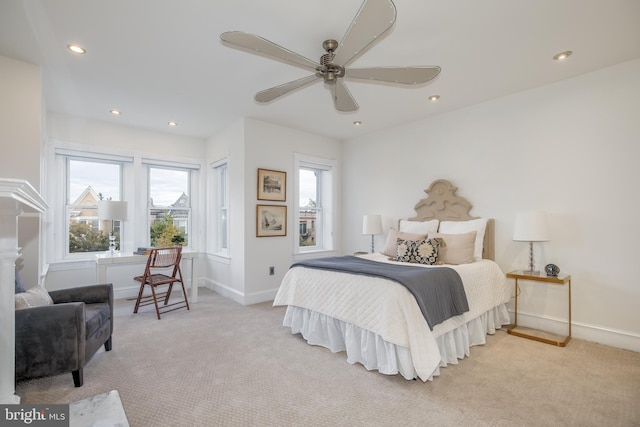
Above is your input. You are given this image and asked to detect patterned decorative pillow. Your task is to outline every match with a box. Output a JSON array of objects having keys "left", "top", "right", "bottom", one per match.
[
  {"left": 396, "top": 238, "right": 442, "bottom": 265},
  {"left": 381, "top": 228, "right": 427, "bottom": 257}
]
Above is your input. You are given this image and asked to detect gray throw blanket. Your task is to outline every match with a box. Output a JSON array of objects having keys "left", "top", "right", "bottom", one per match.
[{"left": 291, "top": 256, "right": 469, "bottom": 330}]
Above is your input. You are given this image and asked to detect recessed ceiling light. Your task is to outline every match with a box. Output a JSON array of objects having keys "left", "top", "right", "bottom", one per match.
[
  {"left": 109, "top": 109, "right": 121, "bottom": 115},
  {"left": 67, "top": 44, "right": 86, "bottom": 54},
  {"left": 429, "top": 95, "right": 440, "bottom": 102},
  {"left": 168, "top": 121, "right": 178, "bottom": 127},
  {"left": 353, "top": 121, "right": 362, "bottom": 126},
  {"left": 553, "top": 51, "right": 572, "bottom": 61}
]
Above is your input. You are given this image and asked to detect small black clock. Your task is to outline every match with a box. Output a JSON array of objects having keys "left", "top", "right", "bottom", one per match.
[{"left": 545, "top": 264, "right": 560, "bottom": 277}]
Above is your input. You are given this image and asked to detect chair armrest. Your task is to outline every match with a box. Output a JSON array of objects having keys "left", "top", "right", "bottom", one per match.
[
  {"left": 15, "top": 302, "right": 87, "bottom": 377},
  {"left": 49, "top": 283, "right": 113, "bottom": 305}
]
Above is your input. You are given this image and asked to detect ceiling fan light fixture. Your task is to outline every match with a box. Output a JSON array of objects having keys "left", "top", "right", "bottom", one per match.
[
  {"left": 67, "top": 44, "right": 86, "bottom": 54},
  {"left": 553, "top": 50, "right": 572, "bottom": 61}
]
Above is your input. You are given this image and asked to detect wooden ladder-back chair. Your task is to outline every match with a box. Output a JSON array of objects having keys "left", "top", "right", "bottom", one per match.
[{"left": 133, "top": 247, "right": 190, "bottom": 319}]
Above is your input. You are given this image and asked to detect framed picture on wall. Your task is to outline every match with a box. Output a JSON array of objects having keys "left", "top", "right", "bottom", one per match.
[
  {"left": 257, "top": 205, "right": 287, "bottom": 237},
  {"left": 257, "top": 168, "right": 286, "bottom": 201}
]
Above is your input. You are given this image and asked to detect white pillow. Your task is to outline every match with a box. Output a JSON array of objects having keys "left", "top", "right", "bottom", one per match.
[
  {"left": 398, "top": 219, "right": 439, "bottom": 235},
  {"left": 438, "top": 218, "right": 488, "bottom": 261},
  {"left": 15, "top": 286, "right": 54, "bottom": 310}
]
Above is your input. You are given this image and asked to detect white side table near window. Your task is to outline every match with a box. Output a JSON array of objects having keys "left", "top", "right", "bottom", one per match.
[{"left": 506, "top": 270, "right": 572, "bottom": 347}]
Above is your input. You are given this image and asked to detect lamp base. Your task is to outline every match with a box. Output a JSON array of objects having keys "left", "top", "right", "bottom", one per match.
[
  {"left": 522, "top": 269, "right": 540, "bottom": 276},
  {"left": 108, "top": 232, "right": 117, "bottom": 255}
]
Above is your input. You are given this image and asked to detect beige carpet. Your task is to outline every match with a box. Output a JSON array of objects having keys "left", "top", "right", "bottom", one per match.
[{"left": 16, "top": 289, "right": 640, "bottom": 426}]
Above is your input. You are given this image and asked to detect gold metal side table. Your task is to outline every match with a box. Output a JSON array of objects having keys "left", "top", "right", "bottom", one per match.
[{"left": 506, "top": 270, "right": 572, "bottom": 347}]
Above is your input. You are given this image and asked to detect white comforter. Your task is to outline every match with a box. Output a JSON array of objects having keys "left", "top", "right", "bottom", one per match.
[{"left": 273, "top": 253, "right": 510, "bottom": 381}]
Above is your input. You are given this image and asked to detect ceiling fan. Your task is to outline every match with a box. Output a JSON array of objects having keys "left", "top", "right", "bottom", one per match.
[{"left": 220, "top": 0, "right": 440, "bottom": 112}]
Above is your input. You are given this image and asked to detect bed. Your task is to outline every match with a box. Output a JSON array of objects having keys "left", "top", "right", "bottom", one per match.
[{"left": 273, "top": 179, "right": 511, "bottom": 381}]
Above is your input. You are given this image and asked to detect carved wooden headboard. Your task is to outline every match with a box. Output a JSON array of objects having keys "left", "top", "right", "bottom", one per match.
[{"left": 407, "top": 179, "right": 495, "bottom": 260}]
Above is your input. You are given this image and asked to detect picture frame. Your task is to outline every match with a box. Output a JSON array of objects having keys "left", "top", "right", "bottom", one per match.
[
  {"left": 257, "top": 168, "right": 286, "bottom": 201},
  {"left": 257, "top": 205, "right": 287, "bottom": 237}
]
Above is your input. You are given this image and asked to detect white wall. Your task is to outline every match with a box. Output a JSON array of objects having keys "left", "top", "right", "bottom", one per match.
[
  {"left": 204, "top": 118, "right": 341, "bottom": 304},
  {"left": 204, "top": 118, "right": 246, "bottom": 301},
  {"left": 342, "top": 58, "right": 640, "bottom": 352},
  {"left": 0, "top": 56, "right": 41, "bottom": 190},
  {"left": 243, "top": 119, "right": 341, "bottom": 302},
  {"left": 0, "top": 55, "right": 43, "bottom": 287}
]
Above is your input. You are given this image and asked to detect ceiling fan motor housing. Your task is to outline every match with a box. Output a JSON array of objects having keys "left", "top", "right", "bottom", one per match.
[{"left": 317, "top": 39, "right": 344, "bottom": 83}]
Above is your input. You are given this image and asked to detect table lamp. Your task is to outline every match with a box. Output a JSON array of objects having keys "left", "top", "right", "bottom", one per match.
[
  {"left": 98, "top": 200, "right": 128, "bottom": 254},
  {"left": 362, "top": 214, "right": 383, "bottom": 253},
  {"left": 513, "top": 211, "right": 550, "bottom": 275}
]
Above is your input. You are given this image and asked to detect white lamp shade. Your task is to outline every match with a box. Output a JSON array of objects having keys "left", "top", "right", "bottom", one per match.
[
  {"left": 513, "top": 211, "right": 550, "bottom": 242},
  {"left": 362, "top": 214, "right": 383, "bottom": 235},
  {"left": 98, "top": 200, "right": 128, "bottom": 221}
]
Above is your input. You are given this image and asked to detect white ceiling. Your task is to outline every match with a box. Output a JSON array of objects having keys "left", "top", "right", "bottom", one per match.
[{"left": 1, "top": 0, "right": 639, "bottom": 140}]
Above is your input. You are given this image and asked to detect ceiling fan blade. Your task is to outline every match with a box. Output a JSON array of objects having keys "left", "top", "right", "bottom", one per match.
[
  {"left": 331, "top": 0, "right": 396, "bottom": 67},
  {"left": 345, "top": 66, "right": 441, "bottom": 84},
  {"left": 330, "top": 80, "right": 359, "bottom": 112},
  {"left": 220, "top": 31, "right": 319, "bottom": 72},
  {"left": 255, "top": 75, "right": 321, "bottom": 103}
]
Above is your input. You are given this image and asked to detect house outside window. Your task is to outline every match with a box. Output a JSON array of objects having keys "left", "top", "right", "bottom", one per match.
[
  {"left": 66, "top": 158, "right": 123, "bottom": 254},
  {"left": 295, "top": 153, "right": 336, "bottom": 254}
]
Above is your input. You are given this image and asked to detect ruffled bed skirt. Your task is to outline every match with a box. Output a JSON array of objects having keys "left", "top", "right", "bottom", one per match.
[{"left": 282, "top": 304, "right": 511, "bottom": 381}]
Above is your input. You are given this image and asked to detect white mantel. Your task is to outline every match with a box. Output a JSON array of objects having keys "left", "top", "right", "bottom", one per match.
[{"left": 0, "top": 179, "right": 47, "bottom": 404}]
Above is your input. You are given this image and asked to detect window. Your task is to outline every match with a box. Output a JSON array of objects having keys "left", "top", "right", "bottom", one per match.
[
  {"left": 295, "top": 154, "right": 336, "bottom": 253},
  {"left": 52, "top": 145, "right": 201, "bottom": 260},
  {"left": 148, "top": 166, "right": 191, "bottom": 247},
  {"left": 66, "top": 158, "right": 123, "bottom": 254},
  {"left": 212, "top": 160, "right": 229, "bottom": 253}
]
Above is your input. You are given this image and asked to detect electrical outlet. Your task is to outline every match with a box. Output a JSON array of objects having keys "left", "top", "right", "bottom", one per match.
[{"left": 269, "top": 266, "right": 275, "bottom": 275}]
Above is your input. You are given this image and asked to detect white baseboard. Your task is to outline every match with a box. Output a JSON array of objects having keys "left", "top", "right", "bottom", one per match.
[
  {"left": 512, "top": 310, "right": 640, "bottom": 353},
  {"left": 200, "top": 278, "right": 278, "bottom": 305}
]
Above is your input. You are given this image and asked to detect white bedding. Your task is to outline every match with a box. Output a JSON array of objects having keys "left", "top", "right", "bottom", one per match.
[{"left": 273, "top": 253, "right": 511, "bottom": 381}]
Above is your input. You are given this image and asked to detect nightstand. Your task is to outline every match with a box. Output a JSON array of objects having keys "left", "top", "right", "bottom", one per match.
[{"left": 506, "top": 270, "right": 572, "bottom": 347}]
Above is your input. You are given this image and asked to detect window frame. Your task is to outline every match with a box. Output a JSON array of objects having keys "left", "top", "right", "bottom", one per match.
[
  {"left": 146, "top": 164, "right": 193, "bottom": 249},
  {"left": 62, "top": 155, "right": 127, "bottom": 258},
  {"left": 211, "top": 159, "right": 229, "bottom": 256},
  {"left": 48, "top": 143, "right": 202, "bottom": 262},
  {"left": 294, "top": 153, "right": 337, "bottom": 258}
]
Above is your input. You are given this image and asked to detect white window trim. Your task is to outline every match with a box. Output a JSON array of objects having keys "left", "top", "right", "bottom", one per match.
[
  {"left": 52, "top": 152, "right": 130, "bottom": 260},
  {"left": 210, "top": 158, "right": 230, "bottom": 257},
  {"left": 46, "top": 140, "right": 203, "bottom": 262},
  {"left": 293, "top": 153, "right": 338, "bottom": 259},
  {"left": 146, "top": 164, "right": 194, "bottom": 250}
]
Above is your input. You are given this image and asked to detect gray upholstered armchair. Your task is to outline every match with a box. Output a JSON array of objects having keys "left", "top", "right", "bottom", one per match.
[{"left": 15, "top": 283, "right": 114, "bottom": 387}]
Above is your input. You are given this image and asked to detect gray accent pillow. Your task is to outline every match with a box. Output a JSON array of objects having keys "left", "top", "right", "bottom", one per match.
[{"left": 15, "top": 268, "right": 26, "bottom": 293}]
